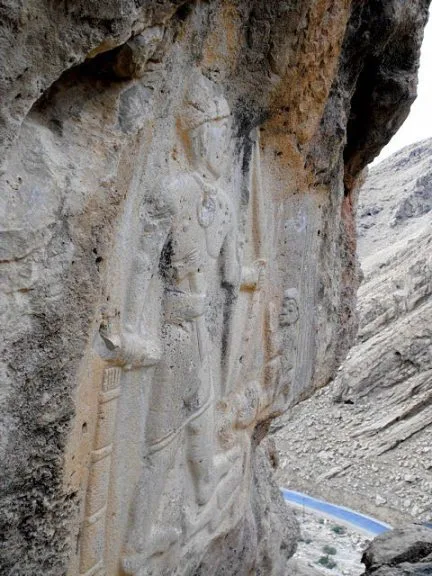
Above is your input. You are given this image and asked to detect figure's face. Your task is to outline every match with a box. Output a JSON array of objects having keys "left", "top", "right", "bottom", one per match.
[
  {"left": 279, "top": 297, "right": 299, "bottom": 327},
  {"left": 190, "top": 118, "right": 230, "bottom": 177}
]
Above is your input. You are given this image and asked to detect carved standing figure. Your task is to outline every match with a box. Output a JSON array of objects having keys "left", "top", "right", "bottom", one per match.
[
  {"left": 99, "top": 73, "right": 243, "bottom": 574},
  {"left": 272, "top": 288, "right": 300, "bottom": 410}
]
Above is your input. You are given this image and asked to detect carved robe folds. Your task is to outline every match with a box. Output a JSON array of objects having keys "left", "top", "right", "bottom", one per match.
[{"left": 79, "top": 75, "right": 277, "bottom": 576}]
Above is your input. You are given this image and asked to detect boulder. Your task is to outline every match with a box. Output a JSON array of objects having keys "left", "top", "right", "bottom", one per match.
[{"left": 362, "top": 524, "right": 432, "bottom": 575}]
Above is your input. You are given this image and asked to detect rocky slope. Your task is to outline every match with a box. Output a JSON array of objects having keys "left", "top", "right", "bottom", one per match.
[
  {"left": 275, "top": 138, "right": 432, "bottom": 527},
  {"left": 0, "top": 2, "right": 430, "bottom": 575}
]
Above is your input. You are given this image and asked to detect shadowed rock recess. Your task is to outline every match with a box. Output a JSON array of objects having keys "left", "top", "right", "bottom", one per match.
[{"left": 0, "top": 1, "right": 429, "bottom": 575}]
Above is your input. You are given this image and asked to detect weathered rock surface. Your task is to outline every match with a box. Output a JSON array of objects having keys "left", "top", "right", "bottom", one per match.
[
  {"left": 361, "top": 524, "right": 432, "bottom": 575},
  {"left": 275, "top": 138, "right": 432, "bottom": 526},
  {"left": 0, "top": 2, "right": 430, "bottom": 575}
]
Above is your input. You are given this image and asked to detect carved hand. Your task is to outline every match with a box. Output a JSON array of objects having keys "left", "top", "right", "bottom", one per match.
[{"left": 97, "top": 328, "right": 161, "bottom": 369}]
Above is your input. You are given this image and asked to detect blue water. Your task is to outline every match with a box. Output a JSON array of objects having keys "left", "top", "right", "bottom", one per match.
[{"left": 281, "top": 488, "right": 391, "bottom": 536}]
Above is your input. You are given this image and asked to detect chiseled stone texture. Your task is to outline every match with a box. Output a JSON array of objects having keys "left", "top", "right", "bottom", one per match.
[{"left": 0, "top": 1, "right": 429, "bottom": 575}]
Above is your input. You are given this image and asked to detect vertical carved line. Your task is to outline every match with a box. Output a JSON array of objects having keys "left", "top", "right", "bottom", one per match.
[{"left": 79, "top": 367, "right": 121, "bottom": 576}]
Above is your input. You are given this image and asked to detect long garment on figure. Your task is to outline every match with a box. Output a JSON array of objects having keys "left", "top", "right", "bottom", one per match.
[{"left": 144, "top": 281, "right": 213, "bottom": 453}]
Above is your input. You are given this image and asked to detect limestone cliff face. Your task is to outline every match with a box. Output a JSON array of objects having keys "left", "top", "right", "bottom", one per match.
[
  {"left": 275, "top": 139, "right": 432, "bottom": 527},
  {"left": 0, "top": 2, "right": 429, "bottom": 575}
]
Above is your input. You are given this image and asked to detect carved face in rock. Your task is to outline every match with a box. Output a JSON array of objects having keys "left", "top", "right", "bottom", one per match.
[
  {"left": 190, "top": 117, "right": 231, "bottom": 178},
  {"left": 279, "top": 289, "right": 299, "bottom": 327},
  {"left": 181, "top": 73, "right": 231, "bottom": 178}
]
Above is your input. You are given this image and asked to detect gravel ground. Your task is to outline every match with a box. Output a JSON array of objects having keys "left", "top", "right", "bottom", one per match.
[
  {"left": 274, "top": 381, "right": 432, "bottom": 526},
  {"left": 286, "top": 506, "right": 371, "bottom": 576}
]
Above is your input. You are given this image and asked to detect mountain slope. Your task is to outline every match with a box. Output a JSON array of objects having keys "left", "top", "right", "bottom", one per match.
[{"left": 275, "top": 138, "right": 432, "bottom": 526}]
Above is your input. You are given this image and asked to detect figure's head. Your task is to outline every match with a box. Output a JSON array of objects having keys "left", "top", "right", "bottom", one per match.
[
  {"left": 180, "top": 73, "right": 231, "bottom": 177},
  {"left": 279, "top": 288, "right": 299, "bottom": 327}
]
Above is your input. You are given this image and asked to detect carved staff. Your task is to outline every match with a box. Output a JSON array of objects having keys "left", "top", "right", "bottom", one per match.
[
  {"left": 239, "top": 131, "right": 267, "bottom": 384},
  {"left": 226, "top": 132, "right": 267, "bottom": 394},
  {"left": 79, "top": 366, "right": 121, "bottom": 576}
]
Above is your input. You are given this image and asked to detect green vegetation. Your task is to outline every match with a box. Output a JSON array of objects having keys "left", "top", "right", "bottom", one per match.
[
  {"left": 317, "top": 556, "right": 337, "bottom": 569},
  {"left": 330, "top": 524, "right": 346, "bottom": 535},
  {"left": 322, "top": 545, "right": 337, "bottom": 556}
]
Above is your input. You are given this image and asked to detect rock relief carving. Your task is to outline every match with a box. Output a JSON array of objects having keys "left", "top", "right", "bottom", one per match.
[
  {"left": 222, "top": 287, "right": 300, "bottom": 439},
  {"left": 123, "top": 80, "right": 235, "bottom": 574},
  {"left": 272, "top": 288, "right": 300, "bottom": 411},
  {"left": 78, "top": 72, "right": 262, "bottom": 576},
  {"left": 120, "top": 74, "right": 268, "bottom": 575},
  {"left": 79, "top": 367, "right": 122, "bottom": 576},
  {"left": 79, "top": 72, "right": 284, "bottom": 576},
  {"left": 279, "top": 288, "right": 299, "bottom": 327}
]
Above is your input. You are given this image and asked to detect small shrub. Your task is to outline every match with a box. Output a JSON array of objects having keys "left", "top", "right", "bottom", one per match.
[
  {"left": 331, "top": 524, "right": 346, "bottom": 535},
  {"left": 322, "top": 545, "right": 337, "bottom": 556},
  {"left": 317, "top": 556, "right": 337, "bottom": 569},
  {"left": 318, "top": 518, "right": 325, "bottom": 525}
]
